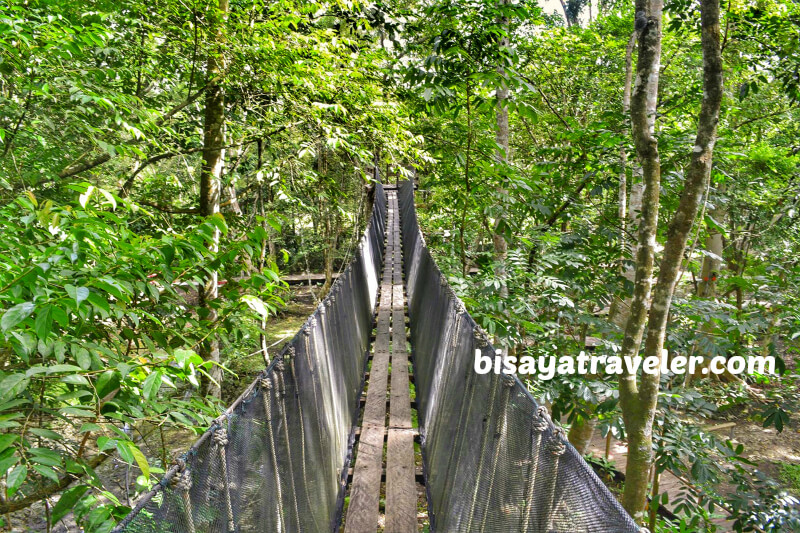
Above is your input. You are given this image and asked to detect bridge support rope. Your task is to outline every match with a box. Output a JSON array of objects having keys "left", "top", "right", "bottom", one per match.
[{"left": 111, "top": 180, "right": 641, "bottom": 533}]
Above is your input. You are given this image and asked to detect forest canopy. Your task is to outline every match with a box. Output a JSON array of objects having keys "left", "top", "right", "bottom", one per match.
[{"left": 0, "top": 0, "right": 799, "bottom": 531}]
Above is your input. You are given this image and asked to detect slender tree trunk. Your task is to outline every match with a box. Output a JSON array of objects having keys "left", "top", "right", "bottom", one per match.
[
  {"left": 618, "top": 30, "right": 637, "bottom": 263},
  {"left": 619, "top": 0, "right": 722, "bottom": 521},
  {"left": 494, "top": 0, "right": 510, "bottom": 310},
  {"left": 198, "top": 0, "right": 228, "bottom": 399},
  {"left": 698, "top": 187, "right": 725, "bottom": 298},
  {"left": 317, "top": 138, "right": 337, "bottom": 296},
  {"left": 608, "top": 30, "right": 639, "bottom": 327},
  {"left": 460, "top": 82, "right": 473, "bottom": 276},
  {"left": 687, "top": 184, "right": 725, "bottom": 381},
  {"left": 617, "top": 0, "right": 665, "bottom": 518},
  {"left": 559, "top": 0, "right": 573, "bottom": 27},
  {"left": 601, "top": 35, "right": 642, "bottom": 448},
  {"left": 322, "top": 212, "right": 337, "bottom": 295}
]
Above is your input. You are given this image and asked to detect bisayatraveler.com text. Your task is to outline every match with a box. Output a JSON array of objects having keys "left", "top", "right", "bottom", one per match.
[{"left": 474, "top": 349, "right": 776, "bottom": 379}]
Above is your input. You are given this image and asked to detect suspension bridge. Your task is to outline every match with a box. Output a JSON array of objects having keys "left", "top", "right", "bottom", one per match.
[{"left": 112, "top": 180, "right": 640, "bottom": 532}]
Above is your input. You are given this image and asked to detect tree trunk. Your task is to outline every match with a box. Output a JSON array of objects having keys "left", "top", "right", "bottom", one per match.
[
  {"left": 494, "top": 0, "right": 510, "bottom": 313},
  {"left": 618, "top": 0, "right": 665, "bottom": 520},
  {"left": 322, "top": 212, "right": 337, "bottom": 295},
  {"left": 609, "top": 31, "right": 641, "bottom": 328},
  {"left": 559, "top": 0, "right": 573, "bottom": 27},
  {"left": 198, "top": 0, "right": 228, "bottom": 399},
  {"left": 698, "top": 186, "right": 725, "bottom": 298},
  {"left": 619, "top": 0, "right": 722, "bottom": 521},
  {"left": 567, "top": 415, "right": 598, "bottom": 455}
]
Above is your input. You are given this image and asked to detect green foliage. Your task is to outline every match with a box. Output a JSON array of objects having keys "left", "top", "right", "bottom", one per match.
[
  {"left": 779, "top": 462, "right": 800, "bottom": 495},
  {"left": 0, "top": 185, "right": 280, "bottom": 530},
  {"left": 1, "top": 0, "right": 799, "bottom": 528},
  {"left": 399, "top": 0, "right": 800, "bottom": 529}
]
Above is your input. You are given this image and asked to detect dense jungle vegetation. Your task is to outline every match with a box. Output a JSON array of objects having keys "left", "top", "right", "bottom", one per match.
[{"left": 0, "top": 0, "right": 799, "bottom": 530}]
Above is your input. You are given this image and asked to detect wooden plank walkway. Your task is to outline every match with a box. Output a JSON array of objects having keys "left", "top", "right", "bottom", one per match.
[{"left": 344, "top": 190, "right": 420, "bottom": 533}]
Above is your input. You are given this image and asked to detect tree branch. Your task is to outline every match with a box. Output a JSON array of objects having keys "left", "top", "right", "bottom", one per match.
[
  {"left": 119, "top": 122, "right": 299, "bottom": 197},
  {"left": 0, "top": 453, "right": 109, "bottom": 515},
  {"left": 57, "top": 85, "right": 210, "bottom": 180},
  {"left": 137, "top": 201, "right": 201, "bottom": 214},
  {"left": 730, "top": 107, "right": 792, "bottom": 131}
]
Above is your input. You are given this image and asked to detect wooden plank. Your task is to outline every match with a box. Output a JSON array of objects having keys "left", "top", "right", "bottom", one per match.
[
  {"left": 389, "top": 300, "right": 411, "bottom": 430},
  {"left": 346, "top": 332, "right": 390, "bottom": 533},
  {"left": 385, "top": 190, "right": 418, "bottom": 532},
  {"left": 392, "top": 287, "right": 404, "bottom": 310},
  {"left": 345, "top": 423, "right": 385, "bottom": 533},
  {"left": 280, "top": 272, "right": 339, "bottom": 284},
  {"left": 385, "top": 428, "right": 418, "bottom": 532},
  {"left": 389, "top": 354, "right": 412, "bottom": 430},
  {"left": 362, "top": 350, "right": 389, "bottom": 425},
  {"left": 346, "top": 190, "right": 419, "bottom": 533}
]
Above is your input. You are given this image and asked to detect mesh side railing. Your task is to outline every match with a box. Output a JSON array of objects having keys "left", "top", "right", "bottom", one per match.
[
  {"left": 113, "top": 183, "right": 387, "bottom": 533},
  {"left": 398, "top": 180, "right": 641, "bottom": 533}
]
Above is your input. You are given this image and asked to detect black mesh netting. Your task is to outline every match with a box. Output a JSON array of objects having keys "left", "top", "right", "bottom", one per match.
[
  {"left": 116, "top": 180, "right": 640, "bottom": 533},
  {"left": 113, "top": 184, "right": 387, "bottom": 533},
  {"left": 397, "top": 180, "right": 640, "bottom": 533}
]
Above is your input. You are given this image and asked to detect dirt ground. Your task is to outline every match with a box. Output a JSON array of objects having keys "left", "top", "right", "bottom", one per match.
[{"left": 587, "top": 407, "right": 800, "bottom": 530}]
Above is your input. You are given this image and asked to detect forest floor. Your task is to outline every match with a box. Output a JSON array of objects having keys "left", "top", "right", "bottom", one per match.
[
  {"left": 220, "top": 284, "right": 319, "bottom": 402},
  {"left": 587, "top": 407, "right": 800, "bottom": 530}
]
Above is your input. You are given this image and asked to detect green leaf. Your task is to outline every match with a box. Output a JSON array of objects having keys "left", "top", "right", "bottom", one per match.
[
  {"left": 96, "top": 371, "right": 120, "bottom": 399},
  {"left": 51, "top": 485, "right": 89, "bottom": 524},
  {"left": 60, "top": 373, "right": 89, "bottom": 386},
  {"left": 75, "top": 347, "right": 91, "bottom": 370},
  {"left": 86, "top": 292, "right": 110, "bottom": 314},
  {"left": 116, "top": 440, "right": 134, "bottom": 464},
  {"left": 53, "top": 340, "right": 67, "bottom": 362},
  {"left": 128, "top": 442, "right": 150, "bottom": 478},
  {"left": 97, "top": 436, "right": 116, "bottom": 452},
  {"left": 34, "top": 306, "right": 54, "bottom": 340},
  {"left": 46, "top": 364, "right": 83, "bottom": 374},
  {"left": 65, "top": 285, "right": 90, "bottom": 307},
  {"left": 2, "top": 302, "right": 35, "bottom": 331},
  {"left": 160, "top": 244, "right": 175, "bottom": 265},
  {"left": 0, "top": 374, "right": 30, "bottom": 403},
  {"left": 10, "top": 331, "right": 36, "bottom": 359},
  {"left": 99, "top": 188, "right": 117, "bottom": 209},
  {"left": 79, "top": 185, "right": 95, "bottom": 208},
  {"left": 0, "top": 455, "right": 19, "bottom": 474},
  {"left": 93, "top": 277, "right": 129, "bottom": 302},
  {"left": 241, "top": 295, "right": 272, "bottom": 319},
  {"left": 207, "top": 212, "right": 228, "bottom": 235},
  {"left": 33, "top": 464, "right": 59, "bottom": 483},
  {"left": 60, "top": 407, "right": 94, "bottom": 417},
  {"left": 142, "top": 371, "right": 161, "bottom": 401},
  {"left": 51, "top": 306, "right": 68, "bottom": 328},
  {"left": 28, "top": 428, "right": 64, "bottom": 441},
  {"left": 173, "top": 349, "right": 200, "bottom": 370},
  {"left": 25, "top": 365, "right": 48, "bottom": 377},
  {"left": 6, "top": 464, "right": 27, "bottom": 496},
  {"left": 0, "top": 434, "right": 18, "bottom": 453},
  {"left": 30, "top": 448, "right": 62, "bottom": 467}
]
